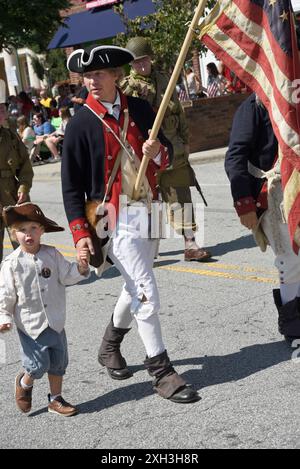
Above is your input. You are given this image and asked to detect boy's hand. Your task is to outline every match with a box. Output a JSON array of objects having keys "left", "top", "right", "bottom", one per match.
[
  {"left": 0, "top": 324, "right": 11, "bottom": 333},
  {"left": 77, "top": 247, "right": 90, "bottom": 273}
]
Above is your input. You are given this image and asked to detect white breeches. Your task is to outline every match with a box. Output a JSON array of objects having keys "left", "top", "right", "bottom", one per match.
[
  {"left": 261, "top": 212, "right": 300, "bottom": 304},
  {"left": 107, "top": 206, "right": 165, "bottom": 358}
]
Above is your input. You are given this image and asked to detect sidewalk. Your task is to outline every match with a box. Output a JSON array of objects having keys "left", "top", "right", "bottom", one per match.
[{"left": 32, "top": 147, "right": 228, "bottom": 181}]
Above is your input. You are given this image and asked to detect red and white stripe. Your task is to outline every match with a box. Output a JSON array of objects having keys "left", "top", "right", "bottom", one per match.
[{"left": 199, "top": 0, "right": 300, "bottom": 251}]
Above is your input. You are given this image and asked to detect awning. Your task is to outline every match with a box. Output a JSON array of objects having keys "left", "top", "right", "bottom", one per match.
[{"left": 48, "top": 0, "right": 155, "bottom": 49}]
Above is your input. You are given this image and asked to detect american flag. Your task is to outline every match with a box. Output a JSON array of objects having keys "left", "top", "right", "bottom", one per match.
[
  {"left": 207, "top": 79, "right": 220, "bottom": 97},
  {"left": 199, "top": 0, "right": 300, "bottom": 251},
  {"left": 178, "top": 87, "right": 189, "bottom": 101}
]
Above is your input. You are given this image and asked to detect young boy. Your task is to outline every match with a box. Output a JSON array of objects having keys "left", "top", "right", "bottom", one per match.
[{"left": 0, "top": 202, "right": 90, "bottom": 416}]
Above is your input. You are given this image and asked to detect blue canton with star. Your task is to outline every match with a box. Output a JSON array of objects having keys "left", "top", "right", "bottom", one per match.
[{"left": 250, "top": 0, "right": 294, "bottom": 55}]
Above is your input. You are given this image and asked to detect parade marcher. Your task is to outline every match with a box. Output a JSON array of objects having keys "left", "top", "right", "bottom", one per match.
[
  {"left": 0, "top": 203, "right": 90, "bottom": 415},
  {"left": 0, "top": 80, "right": 33, "bottom": 263},
  {"left": 121, "top": 37, "right": 211, "bottom": 262},
  {"left": 225, "top": 93, "right": 300, "bottom": 345},
  {"left": 62, "top": 44, "right": 199, "bottom": 403}
]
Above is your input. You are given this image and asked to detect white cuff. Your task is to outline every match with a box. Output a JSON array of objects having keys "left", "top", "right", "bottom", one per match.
[{"left": 153, "top": 151, "right": 162, "bottom": 166}]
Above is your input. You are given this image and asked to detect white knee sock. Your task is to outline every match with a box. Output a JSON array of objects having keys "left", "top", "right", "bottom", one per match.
[
  {"left": 135, "top": 313, "right": 165, "bottom": 358},
  {"left": 280, "top": 282, "right": 300, "bottom": 305}
]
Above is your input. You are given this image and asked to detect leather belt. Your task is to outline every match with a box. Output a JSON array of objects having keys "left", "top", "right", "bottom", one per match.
[{"left": 0, "top": 170, "right": 13, "bottom": 178}]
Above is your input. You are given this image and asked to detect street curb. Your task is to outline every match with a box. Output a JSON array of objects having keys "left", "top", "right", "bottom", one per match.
[{"left": 189, "top": 147, "right": 227, "bottom": 166}]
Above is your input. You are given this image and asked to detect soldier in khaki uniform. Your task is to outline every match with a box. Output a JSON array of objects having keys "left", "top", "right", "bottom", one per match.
[
  {"left": 0, "top": 80, "right": 33, "bottom": 263},
  {"left": 121, "top": 37, "right": 211, "bottom": 261}
]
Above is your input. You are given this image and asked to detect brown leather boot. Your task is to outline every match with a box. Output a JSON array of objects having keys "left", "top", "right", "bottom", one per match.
[
  {"left": 273, "top": 289, "right": 300, "bottom": 345},
  {"left": 15, "top": 372, "right": 33, "bottom": 413},
  {"left": 144, "top": 350, "right": 200, "bottom": 403},
  {"left": 98, "top": 317, "right": 133, "bottom": 380},
  {"left": 184, "top": 248, "right": 212, "bottom": 262}
]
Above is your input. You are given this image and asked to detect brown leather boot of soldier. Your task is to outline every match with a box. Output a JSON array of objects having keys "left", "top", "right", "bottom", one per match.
[
  {"left": 144, "top": 350, "right": 200, "bottom": 403},
  {"left": 48, "top": 394, "right": 78, "bottom": 417},
  {"left": 184, "top": 247, "right": 212, "bottom": 262},
  {"left": 273, "top": 289, "right": 300, "bottom": 346},
  {"left": 98, "top": 317, "right": 133, "bottom": 380},
  {"left": 15, "top": 372, "right": 33, "bottom": 413}
]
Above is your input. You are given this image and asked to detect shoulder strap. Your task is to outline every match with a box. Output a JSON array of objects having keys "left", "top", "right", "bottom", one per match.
[
  {"left": 84, "top": 104, "right": 134, "bottom": 162},
  {"left": 84, "top": 105, "right": 130, "bottom": 205}
]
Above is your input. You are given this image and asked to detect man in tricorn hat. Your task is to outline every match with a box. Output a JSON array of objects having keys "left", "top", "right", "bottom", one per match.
[
  {"left": 62, "top": 44, "right": 199, "bottom": 403},
  {"left": 121, "top": 37, "right": 211, "bottom": 262},
  {"left": 0, "top": 79, "right": 33, "bottom": 264}
]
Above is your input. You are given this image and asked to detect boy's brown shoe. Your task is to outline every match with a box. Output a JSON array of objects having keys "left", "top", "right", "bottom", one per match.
[
  {"left": 48, "top": 394, "right": 78, "bottom": 417},
  {"left": 15, "top": 372, "right": 33, "bottom": 413}
]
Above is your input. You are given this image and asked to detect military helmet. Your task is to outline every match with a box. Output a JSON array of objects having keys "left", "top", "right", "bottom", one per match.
[{"left": 125, "top": 37, "right": 153, "bottom": 60}]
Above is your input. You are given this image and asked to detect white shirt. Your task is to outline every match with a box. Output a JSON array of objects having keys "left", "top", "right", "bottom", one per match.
[
  {"left": 101, "top": 92, "right": 121, "bottom": 120},
  {"left": 0, "top": 245, "right": 90, "bottom": 339},
  {"left": 20, "top": 126, "right": 36, "bottom": 151}
]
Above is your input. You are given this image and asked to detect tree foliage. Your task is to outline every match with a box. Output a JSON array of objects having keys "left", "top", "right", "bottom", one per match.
[
  {"left": 31, "top": 49, "right": 69, "bottom": 85},
  {"left": 0, "top": 0, "right": 71, "bottom": 51},
  {"left": 113, "top": 0, "right": 216, "bottom": 70}
]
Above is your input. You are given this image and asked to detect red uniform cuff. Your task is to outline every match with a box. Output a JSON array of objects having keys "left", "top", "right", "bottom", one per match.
[
  {"left": 69, "top": 218, "right": 91, "bottom": 245},
  {"left": 234, "top": 197, "right": 256, "bottom": 216}
]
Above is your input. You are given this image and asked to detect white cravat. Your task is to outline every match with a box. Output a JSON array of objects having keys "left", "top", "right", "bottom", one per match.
[{"left": 101, "top": 92, "right": 121, "bottom": 120}]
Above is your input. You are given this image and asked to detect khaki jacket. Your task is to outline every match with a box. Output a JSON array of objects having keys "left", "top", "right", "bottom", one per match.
[
  {"left": 121, "top": 68, "right": 189, "bottom": 162},
  {"left": 0, "top": 127, "right": 33, "bottom": 206}
]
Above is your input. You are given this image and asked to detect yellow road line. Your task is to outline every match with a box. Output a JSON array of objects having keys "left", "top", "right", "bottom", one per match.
[
  {"left": 200, "top": 262, "right": 277, "bottom": 275},
  {"left": 158, "top": 265, "right": 277, "bottom": 284},
  {"left": 3, "top": 242, "right": 277, "bottom": 283}
]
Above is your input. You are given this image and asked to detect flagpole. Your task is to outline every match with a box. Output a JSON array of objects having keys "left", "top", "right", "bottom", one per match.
[{"left": 132, "top": 0, "right": 208, "bottom": 200}]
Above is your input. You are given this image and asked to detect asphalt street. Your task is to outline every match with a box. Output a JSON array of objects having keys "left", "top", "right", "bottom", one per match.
[{"left": 1, "top": 155, "right": 300, "bottom": 449}]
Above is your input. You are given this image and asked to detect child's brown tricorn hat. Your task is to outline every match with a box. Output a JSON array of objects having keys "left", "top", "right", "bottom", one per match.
[{"left": 3, "top": 203, "right": 64, "bottom": 233}]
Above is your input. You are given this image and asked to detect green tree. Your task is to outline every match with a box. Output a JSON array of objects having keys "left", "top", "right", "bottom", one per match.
[
  {"left": 0, "top": 0, "right": 71, "bottom": 51},
  {"left": 113, "top": 0, "right": 216, "bottom": 70},
  {"left": 30, "top": 49, "right": 69, "bottom": 87}
]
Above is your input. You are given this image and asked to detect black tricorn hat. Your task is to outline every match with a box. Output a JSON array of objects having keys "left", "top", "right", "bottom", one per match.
[
  {"left": 67, "top": 45, "right": 135, "bottom": 73},
  {"left": 3, "top": 202, "right": 65, "bottom": 233}
]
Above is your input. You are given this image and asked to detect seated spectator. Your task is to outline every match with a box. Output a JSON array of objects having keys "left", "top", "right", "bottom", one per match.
[
  {"left": 44, "top": 107, "right": 71, "bottom": 161},
  {"left": 17, "top": 115, "right": 36, "bottom": 154},
  {"left": 31, "top": 112, "right": 55, "bottom": 162}
]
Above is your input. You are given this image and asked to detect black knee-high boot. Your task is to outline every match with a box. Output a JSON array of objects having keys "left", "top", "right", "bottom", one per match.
[{"left": 273, "top": 289, "right": 300, "bottom": 344}]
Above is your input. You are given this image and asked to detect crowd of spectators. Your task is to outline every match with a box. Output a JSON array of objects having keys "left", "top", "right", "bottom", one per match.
[
  {"left": 178, "top": 61, "right": 252, "bottom": 102},
  {"left": 6, "top": 82, "right": 86, "bottom": 165}
]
